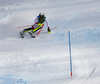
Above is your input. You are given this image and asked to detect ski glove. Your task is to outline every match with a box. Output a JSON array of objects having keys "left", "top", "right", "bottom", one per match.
[
  {"left": 48, "top": 27, "right": 51, "bottom": 33},
  {"left": 35, "top": 22, "right": 38, "bottom": 24}
]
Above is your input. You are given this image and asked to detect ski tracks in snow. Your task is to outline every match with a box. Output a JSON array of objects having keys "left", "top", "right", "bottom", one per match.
[
  {"left": 0, "top": 3, "right": 32, "bottom": 22},
  {"left": 65, "top": 57, "right": 97, "bottom": 84}
]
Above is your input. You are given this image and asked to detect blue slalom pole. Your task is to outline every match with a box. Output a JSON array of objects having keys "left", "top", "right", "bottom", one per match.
[{"left": 68, "top": 31, "right": 72, "bottom": 77}]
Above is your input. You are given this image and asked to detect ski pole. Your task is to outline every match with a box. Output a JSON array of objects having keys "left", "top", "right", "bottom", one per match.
[
  {"left": 17, "top": 25, "right": 32, "bottom": 28},
  {"left": 37, "top": 28, "right": 43, "bottom": 36},
  {"left": 51, "top": 26, "right": 57, "bottom": 30},
  {"left": 37, "top": 26, "right": 57, "bottom": 36}
]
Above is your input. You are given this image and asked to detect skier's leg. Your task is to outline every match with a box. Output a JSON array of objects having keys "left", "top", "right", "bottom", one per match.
[
  {"left": 23, "top": 28, "right": 32, "bottom": 33},
  {"left": 32, "top": 26, "right": 41, "bottom": 33}
]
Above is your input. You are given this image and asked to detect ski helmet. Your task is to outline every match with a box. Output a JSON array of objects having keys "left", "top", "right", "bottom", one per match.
[{"left": 39, "top": 12, "right": 45, "bottom": 18}]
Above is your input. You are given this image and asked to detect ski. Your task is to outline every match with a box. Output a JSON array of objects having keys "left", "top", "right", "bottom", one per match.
[
  {"left": 31, "top": 36, "right": 35, "bottom": 38},
  {"left": 19, "top": 31, "right": 35, "bottom": 38},
  {"left": 20, "top": 32, "right": 24, "bottom": 38},
  {"left": 28, "top": 32, "right": 35, "bottom": 38}
]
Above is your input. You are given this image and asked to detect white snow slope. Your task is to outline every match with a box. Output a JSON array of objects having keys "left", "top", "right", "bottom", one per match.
[{"left": 0, "top": 0, "right": 100, "bottom": 84}]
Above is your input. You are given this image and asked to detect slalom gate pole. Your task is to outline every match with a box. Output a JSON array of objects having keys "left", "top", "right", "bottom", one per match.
[{"left": 68, "top": 31, "right": 72, "bottom": 77}]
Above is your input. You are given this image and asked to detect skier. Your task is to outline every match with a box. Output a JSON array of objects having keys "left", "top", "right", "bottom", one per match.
[{"left": 21, "top": 12, "right": 51, "bottom": 36}]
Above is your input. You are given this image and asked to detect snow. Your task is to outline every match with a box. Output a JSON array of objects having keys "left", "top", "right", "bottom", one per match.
[{"left": 0, "top": 0, "right": 100, "bottom": 84}]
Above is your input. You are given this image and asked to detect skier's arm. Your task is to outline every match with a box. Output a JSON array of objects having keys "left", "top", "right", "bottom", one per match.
[
  {"left": 45, "top": 18, "right": 51, "bottom": 33},
  {"left": 45, "top": 18, "right": 50, "bottom": 28},
  {"left": 31, "top": 16, "right": 39, "bottom": 29},
  {"left": 34, "top": 16, "right": 38, "bottom": 24}
]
